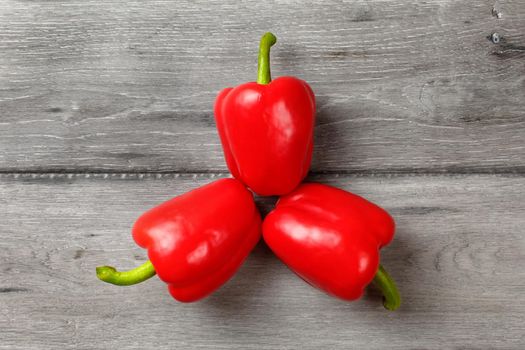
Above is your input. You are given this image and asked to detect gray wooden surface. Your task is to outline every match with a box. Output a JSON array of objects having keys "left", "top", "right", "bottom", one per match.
[
  {"left": 0, "top": 0, "right": 524, "bottom": 349},
  {"left": 1, "top": 174, "right": 524, "bottom": 349},
  {"left": 1, "top": 0, "right": 524, "bottom": 173}
]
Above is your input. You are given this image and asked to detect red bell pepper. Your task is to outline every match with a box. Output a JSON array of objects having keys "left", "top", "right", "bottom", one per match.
[
  {"left": 214, "top": 32, "right": 316, "bottom": 196},
  {"left": 262, "top": 183, "right": 401, "bottom": 310},
  {"left": 96, "top": 178, "right": 262, "bottom": 302}
]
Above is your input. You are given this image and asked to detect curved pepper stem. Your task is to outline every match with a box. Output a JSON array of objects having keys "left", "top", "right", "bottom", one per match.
[
  {"left": 373, "top": 264, "right": 401, "bottom": 311},
  {"left": 96, "top": 260, "right": 156, "bottom": 286},
  {"left": 257, "top": 32, "right": 277, "bottom": 85}
]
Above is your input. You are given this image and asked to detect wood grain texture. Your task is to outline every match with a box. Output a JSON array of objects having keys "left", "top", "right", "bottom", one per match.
[
  {"left": 1, "top": 0, "right": 524, "bottom": 173},
  {"left": 0, "top": 173, "right": 523, "bottom": 349}
]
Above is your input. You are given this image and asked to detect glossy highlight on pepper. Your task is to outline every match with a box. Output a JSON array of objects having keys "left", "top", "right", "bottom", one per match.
[
  {"left": 262, "top": 182, "right": 401, "bottom": 310},
  {"left": 96, "top": 178, "right": 262, "bottom": 302},
  {"left": 214, "top": 32, "right": 316, "bottom": 196}
]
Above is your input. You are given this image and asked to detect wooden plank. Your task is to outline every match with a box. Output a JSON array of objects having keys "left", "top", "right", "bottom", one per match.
[
  {"left": 1, "top": 0, "right": 524, "bottom": 173},
  {"left": 0, "top": 173, "right": 523, "bottom": 349}
]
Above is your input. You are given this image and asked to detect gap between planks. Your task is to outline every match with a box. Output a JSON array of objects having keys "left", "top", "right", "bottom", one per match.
[
  {"left": 0, "top": 171, "right": 523, "bottom": 181},
  {"left": 1, "top": 166, "right": 525, "bottom": 177}
]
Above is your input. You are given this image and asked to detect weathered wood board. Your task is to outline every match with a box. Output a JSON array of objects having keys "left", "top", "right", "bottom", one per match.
[
  {"left": 0, "top": 174, "right": 523, "bottom": 349},
  {"left": 1, "top": 0, "right": 524, "bottom": 349},
  {"left": 1, "top": 0, "right": 524, "bottom": 173}
]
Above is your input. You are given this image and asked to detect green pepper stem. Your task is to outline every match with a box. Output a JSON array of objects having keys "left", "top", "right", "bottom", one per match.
[
  {"left": 96, "top": 260, "right": 156, "bottom": 286},
  {"left": 372, "top": 264, "right": 401, "bottom": 311},
  {"left": 257, "top": 32, "right": 277, "bottom": 85}
]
